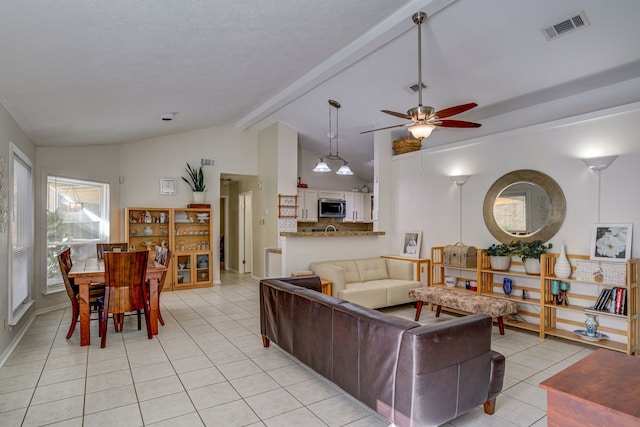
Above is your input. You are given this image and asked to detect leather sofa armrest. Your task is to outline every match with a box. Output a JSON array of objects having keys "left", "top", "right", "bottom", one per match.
[
  {"left": 384, "top": 257, "right": 416, "bottom": 281},
  {"left": 487, "top": 350, "right": 505, "bottom": 400},
  {"left": 274, "top": 276, "right": 322, "bottom": 293},
  {"left": 401, "top": 314, "right": 493, "bottom": 373}
]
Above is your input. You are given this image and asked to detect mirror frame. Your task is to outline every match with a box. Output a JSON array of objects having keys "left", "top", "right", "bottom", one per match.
[{"left": 483, "top": 169, "right": 566, "bottom": 244}]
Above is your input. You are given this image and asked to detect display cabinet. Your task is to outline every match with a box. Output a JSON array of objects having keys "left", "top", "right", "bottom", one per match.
[
  {"left": 430, "top": 246, "right": 479, "bottom": 291},
  {"left": 541, "top": 253, "right": 638, "bottom": 355},
  {"left": 126, "top": 208, "right": 171, "bottom": 252},
  {"left": 125, "top": 207, "right": 213, "bottom": 290},
  {"left": 429, "top": 246, "right": 639, "bottom": 355},
  {"left": 478, "top": 249, "right": 543, "bottom": 335}
]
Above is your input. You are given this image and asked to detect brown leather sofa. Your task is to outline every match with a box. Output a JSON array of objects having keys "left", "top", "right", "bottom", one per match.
[{"left": 260, "top": 276, "right": 505, "bottom": 427}]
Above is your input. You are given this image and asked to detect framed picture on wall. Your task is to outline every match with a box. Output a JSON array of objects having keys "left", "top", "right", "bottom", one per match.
[
  {"left": 590, "top": 223, "right": 632, "bottom": 262},
  {"left": 160, "top": 178, "right": 177, "bottom": 195},
  {"left": 400, "top": 230, "right": 422, "bottom": 258}
]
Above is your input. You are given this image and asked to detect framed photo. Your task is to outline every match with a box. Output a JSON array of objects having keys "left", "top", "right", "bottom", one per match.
[
  {"left": 590, "top": 223, "right": 632, "bottom": 262},
  {"left": 159, "top": 178, "right": 176, "bottom": 195},
  {"left": 400, "top": 230, "right": 422, "bottom": 258}
]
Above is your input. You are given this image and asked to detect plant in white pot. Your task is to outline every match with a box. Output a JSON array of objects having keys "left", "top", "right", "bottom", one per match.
[
  {"left": 517, "top": 240, "right": 553, "bottom": 275},
  {"left": 182, "top": 163, "right": 207, "bottom": 204},
  {"left": 486, "top": 242, "right": 515, "bottom": 271}
]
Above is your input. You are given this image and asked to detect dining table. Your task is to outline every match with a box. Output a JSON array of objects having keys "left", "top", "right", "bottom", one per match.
[{"left": 68, "top": 257, "right": 168, "bottom": 346}]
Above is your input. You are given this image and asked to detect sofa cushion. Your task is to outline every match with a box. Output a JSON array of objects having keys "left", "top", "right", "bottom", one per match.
[
  {"left": 385, "top": 280, "right": 421, "bottom": 305},
  {"left": 339, "top": 282, "right": 387, "bottom": 309},
  {"left": 355, "top": 258, "right": 389, "bottom": 282},
  {"left": 328, "top": 260, "right": 361, "bottom": 284}
]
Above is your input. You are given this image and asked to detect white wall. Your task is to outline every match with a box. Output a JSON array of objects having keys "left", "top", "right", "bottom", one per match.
[
  {"left": 0, "top": 103, "right": 36, "bottom": 363},
  {"left": 121, "top": 124, "right": 258, "bottom": 284},
  {"left": 390, "top": 105, "right": 640, "bottom": 259}
]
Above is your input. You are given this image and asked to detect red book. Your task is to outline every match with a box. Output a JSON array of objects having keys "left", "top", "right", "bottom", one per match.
[{"left": 615, "top": 287, "right": 624, "bottom": 314}]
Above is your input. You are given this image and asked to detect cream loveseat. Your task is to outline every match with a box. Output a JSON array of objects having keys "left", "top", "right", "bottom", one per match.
[{"left": 310, "top": 257, "right": 422, "bottom": 309}]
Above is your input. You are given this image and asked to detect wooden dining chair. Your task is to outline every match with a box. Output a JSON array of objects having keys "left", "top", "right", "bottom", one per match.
[
  {"left": 58, "top": 248, "right": 105, "bottom": 339},
  {"left": 98, "top": 250, "right": 152, "bottom": 348},
  {"left": 96, "top": 242, "right": 128, "bottom": 259},
  {"left": 150, "top": 245, "right": 172, "bottom": 326}
]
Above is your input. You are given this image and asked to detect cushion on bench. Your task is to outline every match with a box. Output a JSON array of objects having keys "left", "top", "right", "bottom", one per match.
[{"left": 409, "top": 287, "right": 518, "bottom": 318}]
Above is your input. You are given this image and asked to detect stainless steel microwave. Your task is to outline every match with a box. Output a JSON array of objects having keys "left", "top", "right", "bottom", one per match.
[{"left": 318, "top": 198, "right": 346, "bottom": 218}]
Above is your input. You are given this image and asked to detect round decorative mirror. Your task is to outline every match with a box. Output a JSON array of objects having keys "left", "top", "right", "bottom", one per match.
[{"left": 483, "top": 169, "right": 566, "bottom": 243}]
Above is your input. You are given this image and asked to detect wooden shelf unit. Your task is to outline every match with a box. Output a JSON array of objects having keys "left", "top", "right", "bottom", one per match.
[
  {"left": 541, "top": 253, "right": 638, "bottom": 355},
  {"left": 277, "top": 194, "right": 298, "bottom": 219},
  {"left": 125, "top": 207, "right": 213, "bottom": 291},
  {"left": 429, "top": 247, "right": 639, "bottom": 355}
]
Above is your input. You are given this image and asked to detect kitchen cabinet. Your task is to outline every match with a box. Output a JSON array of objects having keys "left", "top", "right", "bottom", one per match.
[
  {"left": 344, "top": 191, "right": 372, "bottom": 223},
  {"left": 297, "top": 189, "right": 318, "bottom": 222},
  {"left": 344, "top": 192, "right": 362, "bottom": 222},
  {"left": 126, "top": 207, "right": 213, "bottom": 290},
  {"left": 318, "top": 190, "right": 345, "bottom": 200}
]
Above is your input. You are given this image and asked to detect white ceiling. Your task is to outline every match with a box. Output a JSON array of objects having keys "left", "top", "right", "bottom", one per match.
[{"left": 2, "top": 0, "right": 640, "bottom": 181}]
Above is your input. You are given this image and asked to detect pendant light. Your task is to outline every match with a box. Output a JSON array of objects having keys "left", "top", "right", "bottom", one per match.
[{"left": 313, "top": 99, "right": 353, "bottom": 175}]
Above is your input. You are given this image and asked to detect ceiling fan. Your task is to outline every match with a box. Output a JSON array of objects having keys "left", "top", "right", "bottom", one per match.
[{"left": 361, "top": 12, "right": 481, "bottom": 140}]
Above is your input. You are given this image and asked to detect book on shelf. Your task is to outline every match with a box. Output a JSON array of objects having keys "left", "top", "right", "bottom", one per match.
[
  {"left": 593, "top": 288, "right": 609, "bottom": 311},
  {"left": 621, "top": 288, "right": 628, "bottom": 315},
  {"left": 608, "top": 287, "right": 619, "bottom": 313}
]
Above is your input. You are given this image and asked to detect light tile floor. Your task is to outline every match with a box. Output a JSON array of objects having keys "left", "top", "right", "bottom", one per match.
[{"left": 0, "top": 271, "right": 596, "bottom": 426}]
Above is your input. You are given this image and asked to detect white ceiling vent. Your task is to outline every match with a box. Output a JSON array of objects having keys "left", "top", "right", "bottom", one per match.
[
  {"left": 405, "top": 82, "right": 427, "bottom": 95},
  {"left": 543, "top": 11, "right": 590, "bottom": 40}
]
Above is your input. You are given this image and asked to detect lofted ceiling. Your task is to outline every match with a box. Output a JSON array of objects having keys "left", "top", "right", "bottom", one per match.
[{"left": 2, "top": 1, "right": 640, "bottom": 182}]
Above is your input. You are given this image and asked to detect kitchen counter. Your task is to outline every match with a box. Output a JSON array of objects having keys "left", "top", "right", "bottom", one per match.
[{"left": 280, "top": 231, "right": 385, "bottom": 237}]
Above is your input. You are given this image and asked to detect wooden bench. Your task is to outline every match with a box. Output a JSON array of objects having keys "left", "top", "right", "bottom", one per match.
[{"left": 409, "top": 287, "right": 518, "bottom": 334}]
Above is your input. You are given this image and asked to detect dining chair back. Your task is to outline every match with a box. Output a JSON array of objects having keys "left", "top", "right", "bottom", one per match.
[
  {"left": 99, "top": 250, "right": 151, "bottom": 348},
  {"left": 96, "top": 242, "right": 128, "bottom": 259},
  {"left": 58, "top": 248, "right": 105, "bottom": 339},
  {"left": 152, "top": 246, "right": 172, "bottom": 325}
]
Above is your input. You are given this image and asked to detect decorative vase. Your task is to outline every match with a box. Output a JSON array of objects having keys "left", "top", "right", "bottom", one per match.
[
  {"left": 192, "top": 191, "right": 206, "bottom": 204},
  {"left": 585, "top": 314, "right": 599, "bottom": 337},
  {"left": 554, "top": 245, "right": 571, "bottom": 279},
  {"left": 143, "top": 226, "right": 153, "bottom": 236},
  {"left": 502, "top": 278, "right": 513, "bottom": 296},
  {"left": 490, "top": 256, "right": 511, "bottom": 271},
  {"left": 524, "top": 258, "right": 541, "bottom": 275}
]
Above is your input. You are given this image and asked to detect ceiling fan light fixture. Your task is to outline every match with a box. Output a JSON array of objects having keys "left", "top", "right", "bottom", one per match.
[
  {"left": 409, "top": 123, "right": 436, "bottom": 139},
  {"left": 313, "top": 159, "right": 331, "bottom": 173},
  {"left": 336, "top": 162, "right": 353, "bottom": 175}
]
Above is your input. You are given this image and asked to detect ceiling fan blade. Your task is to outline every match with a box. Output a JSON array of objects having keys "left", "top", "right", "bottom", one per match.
[
  {"left": 360, "top": 123, "right": 411, "bottom": 134},
  {"left": 381, "top": 110, "right": 413, "bottom": 120},
  {"left": 433, "top": 103, "right": 478, "bottom": 119},
  {"left": 436, "top": 119, "right": 481, "bottom": 128}
]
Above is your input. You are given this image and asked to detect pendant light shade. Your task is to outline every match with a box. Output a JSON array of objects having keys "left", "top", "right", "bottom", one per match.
[
  {"left": 336, "top": 162, "right": 353, "bottom": 175},
  {"left": 313, "top": 99, "right": 353, "bottom": 175},
  {"left": 313, "top": 159, "right": 331, "bottom": 172}
]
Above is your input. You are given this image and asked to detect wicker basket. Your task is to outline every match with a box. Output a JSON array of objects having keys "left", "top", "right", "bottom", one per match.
[{"left": 393, "top": 137, "right": 421, "bottom": 155}]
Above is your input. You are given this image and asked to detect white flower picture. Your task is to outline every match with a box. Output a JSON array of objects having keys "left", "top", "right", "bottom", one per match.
[{"left": 591, "top": 223, "right": 632, "bottom": 262}]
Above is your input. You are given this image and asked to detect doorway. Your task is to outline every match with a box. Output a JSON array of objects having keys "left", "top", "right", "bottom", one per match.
[{"left": 238, "top": 191, "right": 252, "bottom": 274}]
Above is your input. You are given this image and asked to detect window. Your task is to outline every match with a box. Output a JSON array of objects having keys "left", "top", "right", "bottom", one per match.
[
  {"left": 46, "top": 176, "right": 109, "bottom": 289},
  {"left": 10, "top": 144, "right": 33, "bottom": 324},
  {"left": 494, "top": 193, "right": 527, "bottom": 234}
]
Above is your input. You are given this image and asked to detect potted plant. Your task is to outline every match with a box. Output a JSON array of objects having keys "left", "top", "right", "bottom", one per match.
[
  {"left": 517, "top": 240, "right": 553, "bottom": 275},
  {"left": 486, "top": 242, "right": 515, "bottom": 271},
  {"left": 182, "top": 162, "right": 207, "bottom": 203}
]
